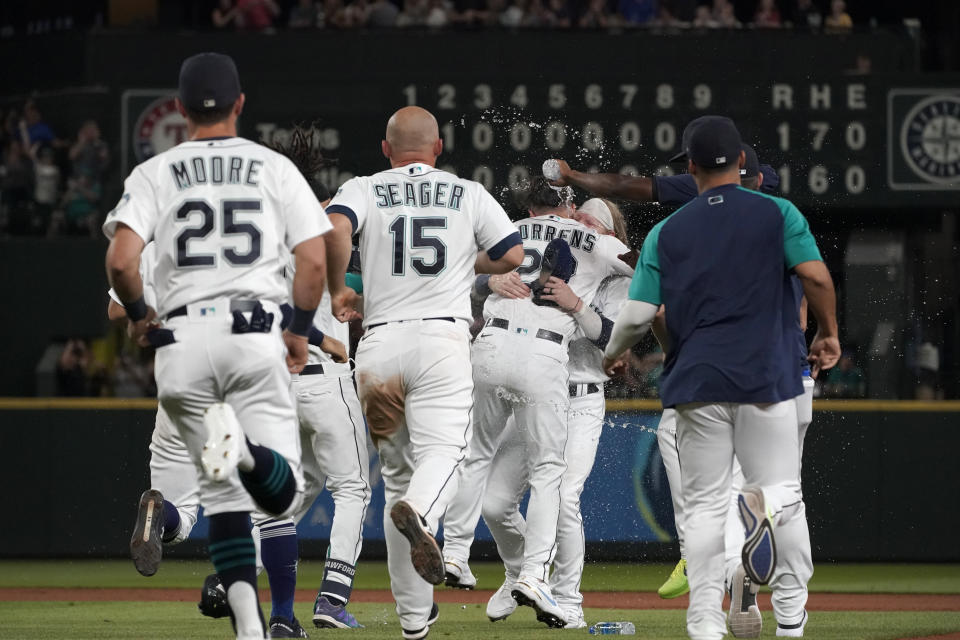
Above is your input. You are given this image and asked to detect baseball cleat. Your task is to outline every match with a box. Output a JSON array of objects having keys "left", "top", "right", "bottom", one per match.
[
  {"left": 444, "top": 559, "right": 477, "bottom": 589},
  {"left": 201, "top": 402, "right": 244, "bottom": 482},
  {"left": 313, "top": 594, "right": 363, "bottom": 629},
  {"left": 487, "top": 580, "right": 518, "bottom": 621},
  {"left": 657, "top": 558, "right": 689, "bottom": 599},
  {"left": 562, "top": 608, "right": 587, "bottom": 629},
  {"left": 738, "top": 487, "right": 777, "bottom": 585},
  {"left": 390, "top": 500, "right": 445, "bottom": 585},
  {"left": 728, "top": 564, "right": 762, "bottom": 638},
  {"left": 776, "top": 611, "right": 808, "bottom": 637},
  {"left": 130, "top": 489, "right": 165, "bottom": 577},
  {"left": 427, "top": 603, "right": 439, "bottom": 627},
  {"left": 400, "top": 603, "right": 438, "bottom": 639},
  {"left": 511, "top": 576, "right": 567, "bottom": 628},
  {"left": 269, "top": 615, "right": 309, "bottom": 638}
]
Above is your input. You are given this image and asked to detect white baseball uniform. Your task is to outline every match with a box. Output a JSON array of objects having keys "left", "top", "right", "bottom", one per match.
[
  {"left": 108, "top": 242, "right": 200, "bottom": 545},
  {"left": 446, "top": 214, "right": 632, "bottom": 584},
  {"left": 325, "top": 162, "right": 519, "bottom": 631},
  {"left": 474, "top": 274, "right": 630, "bottom": 621},
  {"left": 103, "top": 136, "right": 327, "bottom": 518}
]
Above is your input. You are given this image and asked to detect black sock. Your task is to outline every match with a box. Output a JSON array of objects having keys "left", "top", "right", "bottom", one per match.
[{"left": 239, "top": 439, "right": 296, "bottom": 516}]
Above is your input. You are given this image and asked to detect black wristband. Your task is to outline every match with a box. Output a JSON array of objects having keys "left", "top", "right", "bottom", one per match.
[
  {"left": 124, "top": 295, "right": 148, "bottom": 322},
  {"left": 288, "top": 305, "right": 316, "bottom": 337}
]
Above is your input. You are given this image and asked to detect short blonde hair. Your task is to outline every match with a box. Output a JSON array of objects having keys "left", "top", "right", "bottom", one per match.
[{"left": 601, "top": 198, "right": 629, "bottom": 245}]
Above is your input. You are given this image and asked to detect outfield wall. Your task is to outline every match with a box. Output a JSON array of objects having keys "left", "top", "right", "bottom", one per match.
[{"left": 1, "top": 399, "right": 956, "bottom": 562}]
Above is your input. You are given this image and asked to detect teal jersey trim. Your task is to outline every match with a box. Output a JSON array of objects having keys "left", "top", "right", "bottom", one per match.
[
  {"left": 736, "top": 187, "right": 822, "bottom": 268},
  {"left": 345, "top": 272, "right": 363, "bottom": 294}
]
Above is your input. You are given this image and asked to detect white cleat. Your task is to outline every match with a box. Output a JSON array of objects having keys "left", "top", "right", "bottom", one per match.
[
  {"left": 201, "top": 403, "right": 244, "bottom": 482},
  {"left": 776, "top": 611, "right": 808, "bottom": 637},
  {"left": 728, "top": 564, "right": 762, "bottom": 638},
  {"left": 444, "top": 559, "right": 477, "bottom": 590},
  {"left": 511, "top": 576, "right": 566, "bottom": 628},
  {"left": 486, "top": 580, "right": 518, "bottom": 622},
  {"left": 562, "top": 608, "right": 587, "bottom": 629}
]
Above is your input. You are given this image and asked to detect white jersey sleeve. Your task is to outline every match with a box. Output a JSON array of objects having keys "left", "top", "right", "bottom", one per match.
[
  {"left": 472, "top": 187, "right": 521, "bottom": 257},
  {"left": 103, "top": 167, "right": 160, "bottom": 243},
  {"left": 327, "top": 176, "right": 370, "bottom": 233},
  {"left": 566, "top": 273, "right": 631, "bottom": 385},
  {"left": 593, "top": 235, "right": 634, "bottom": 279}
]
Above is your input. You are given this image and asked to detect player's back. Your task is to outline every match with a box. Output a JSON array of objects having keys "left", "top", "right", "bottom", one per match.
[
  {"left": 105, "top": 137, "right": 322, "bottom": 316},
  {"left": 330, "top": 163, "right": 513, "bottom": 327},
  {"left": 484, "top": 215, "right": 631, "bottom": 336}
]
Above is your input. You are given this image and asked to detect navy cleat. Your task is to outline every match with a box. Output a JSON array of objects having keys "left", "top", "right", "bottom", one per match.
[{"left": 739, "top": 487, "right": 777, "bottom": 585}]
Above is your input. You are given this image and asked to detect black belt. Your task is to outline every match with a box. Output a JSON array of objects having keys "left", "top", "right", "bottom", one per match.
[
  {"left": 166, "top": 299, "right": 260, "bottom": 320},
  {"left": 569, "top": 383, "right": 600, "bottom": 397},
  {"left": 301, "top": 364, "right": 326, "bottom": 376},
  {"left": 485, "top": 317, "right": 564, "bottom": 345},
  {"left": 367, "top": 317, "right": 455, "bottom": 330}
]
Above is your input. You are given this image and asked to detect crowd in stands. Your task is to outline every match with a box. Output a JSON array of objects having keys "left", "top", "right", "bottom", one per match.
[
  {"left": 0, "top": 101, "right": 108, "bottom": 237},
  {"left": 209, "top": 0, "right": 855, "bottom": 31}
]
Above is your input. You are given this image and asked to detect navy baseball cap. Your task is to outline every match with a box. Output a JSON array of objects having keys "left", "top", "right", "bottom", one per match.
[
  {"left": 178, "top": 53, "right": 241, "bottom": 112},
  {"left": 740, "top": 143, "right": 760, "bottom": 178},
  {"left": 669, "top": 116, "right": 743, "bottom": 169}
]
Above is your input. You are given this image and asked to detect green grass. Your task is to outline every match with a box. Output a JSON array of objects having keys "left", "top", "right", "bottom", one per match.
[
  {"left": 0, "top": 602, "right": 958, "bottom": 640},
  {"left": 2, "top": 560, "right": 959, "bottom": 594}
]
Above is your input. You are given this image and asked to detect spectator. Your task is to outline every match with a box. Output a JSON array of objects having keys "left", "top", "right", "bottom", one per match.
[
  {"left": 212, "top": 0, "right": 240, "bottom": 27},
  {"left": 57, "top": 339, "right": 91, "bottom": 396},
  {"left": 792, "top": 0, "right": 822, "bottom": 28},
  {"left": 544, "top": 0, "right": 571, "bottom": 27},
  {"left": 24, "top": 144, "right": 60, "bottom": 235},
  {"left": 344, "top": 0, "right": 371, "bottom": 26},
  {"left": 235, "top": 0, "right": 280, "bottom": 30},
  {"left": 21, "top": 101, "right": 56, "bottom": 148},
  {"left": 289, "top": 0, "right": 321, "bottom": 27},
  {"left": 619, "top": 0, "right": 657, "bottom": 25},
  {"left": 113, "top": 349, "right": 157, "bottom": 398},
  {"left": 500, "top": 0, "right": 526, "bottom": 26},
  {"left": 49, "top": 174, "right": 100, "bottom": 237},
  {"left": 320, "top": 0, "right": 351, "bottom": 27},
  {"left": 824, "top": 0, "right": 852, "bottom": 29},
  {"left": 713, "top": 0, "right": 740, "bottom": 27},
  {"left": 752, "top": 0, "right": 781, "bottom": 27},
  {"left": 821, "top": 350, "right": 866, "bottom": 398},
  {"left": 69, "top": 120, "right": 109, "bottom": 182},
  {"left": 652, "top": 4, "right": 684, "bottom": 26},
  {"left": 693, "top": 4, "right": 718, "bottom": 27},
  {"left": 424, "top": 0, "right": 452, "bottom": 26},
  {"left": 0, "top": 139, "right": 33, "bottom": 230},
  {"left": 397, "top": 0, "right": 428, "bottom": 26},
  {"left": 368, "top": 0, "right": 401, "bottom": 26},
  {"left": 579, "top": 0, "right": 612, "bottom": 27}
]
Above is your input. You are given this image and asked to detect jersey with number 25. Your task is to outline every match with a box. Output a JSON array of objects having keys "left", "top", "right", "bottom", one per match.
[
  {"left": 102, "top": 137, "right": 328, "bottom": 317},
  {"left": 327, "top": 163, "right": 519, "bottom": 328}
]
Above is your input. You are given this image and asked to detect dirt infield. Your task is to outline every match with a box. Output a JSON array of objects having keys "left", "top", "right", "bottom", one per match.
[{"left": 1, "top": 588, "right": 957, "bottom": 612}]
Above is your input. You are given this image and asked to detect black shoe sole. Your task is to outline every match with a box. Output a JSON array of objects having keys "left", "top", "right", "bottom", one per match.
[
  {"left": 510, "top": 589, "right": 566, "bottom": 628},
  {"left": 130, "top": 489, "right": 164, "bottom": 577},
  {"left": 390, "top": 501, "right": 444, "bottom": 585},
  {"left": 444, "top": 572, "right": 475, "bottom": 590}
]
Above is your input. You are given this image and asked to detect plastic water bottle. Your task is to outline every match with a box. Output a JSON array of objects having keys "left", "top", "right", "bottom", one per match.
[
  {"left": 589, "top": 621, "right": 636, "bottom": 635},
  {"left": 542, "top": 158, "right": 561, "bottom": 181}
]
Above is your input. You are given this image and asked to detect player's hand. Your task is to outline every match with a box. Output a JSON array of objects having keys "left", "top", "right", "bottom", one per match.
[
  {"left": 807, "top": 332, "right": 841, "bottom": 379},
  {"left": 320, "top": 335, "right": 348, "bottom": 364},
  {"left": 602, "top": 354, "right": 629, "bottom": 377},
  {"left": 547, "top": 159, "right": 573, "bottom": 187},
  {"left": 331, "top": 288, "right": 363, "bottom": 323},
  {"left": 489, "top": 272, "right": 530, "bottom": 299},
  {"left": 540, "top": 276, "right": 581, "bottom": 312},
  {"left": 283, "top": 330, "right": 310, "bottom": 373},
  {"left": 127, "top": 306, "right": 159, "bottom": 347}
]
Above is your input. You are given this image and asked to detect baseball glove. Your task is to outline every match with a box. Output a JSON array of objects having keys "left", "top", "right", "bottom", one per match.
[
  {"left": 197, "top": 573, "right": 231, "bottom": 619},
  {"left": 531, "top": 238, "right": 576, "bottom": 307}
]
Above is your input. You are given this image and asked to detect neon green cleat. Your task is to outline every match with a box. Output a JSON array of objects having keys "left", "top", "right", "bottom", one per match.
[{"left": 658, "top": 559, "right": 690, "bottom": 599}]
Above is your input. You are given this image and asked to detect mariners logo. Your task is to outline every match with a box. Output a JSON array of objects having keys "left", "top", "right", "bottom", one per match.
[
  {"left": 133, "top": 95, "right": 188, "bottom": 162},
  {"left": 888, "top": 90, "right": 960, "bottom": 190}
]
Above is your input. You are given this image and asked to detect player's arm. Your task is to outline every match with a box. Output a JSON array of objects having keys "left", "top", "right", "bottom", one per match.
[
  {"left": 650, "top": 305, "right": 670, "bottom": 354},
  {"left": 105, "top": 223, "right": 155, "bottom": 343},
  {"left": 475, "top": 242, "right": 524, "bottom": 274},
  {"left": 549, "top": 159, "right": 654, "bottom": 201},
  {"left": 782, "top": 201, "right": 840, "bottom": 376},
  {"left": 323, "top": 178, "right": 367, "bottom": 322}
]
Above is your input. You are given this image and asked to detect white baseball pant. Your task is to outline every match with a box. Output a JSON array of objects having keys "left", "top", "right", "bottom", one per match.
[
  {"left": 676, "top": 398, "right": 809, "bottom": 640},
  {"left": 293, "top": 363, "right": 371, "bottom": 566},
  {"left": 353, "top": 319, "right": 473, "bottom": 632},
  {"left": 154, "top": 300, "right": 304, "bottom": 517},
  {"left": 148, "top": 406, "right": 200, "bottom": 544},
  {"left": 464, "top": 326, "right": 570, "bottom": 581},
  {"left": 479, "top": 388, "right": 605, "bottom": 615}
]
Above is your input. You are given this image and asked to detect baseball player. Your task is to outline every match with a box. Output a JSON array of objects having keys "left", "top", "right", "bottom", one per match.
[
  {"left": 443, "top": 180, "right": 632, "bottom": 628},
  {"left": 449, "top": 198, "right": 631, "bottom": 629},
  {"left": 602, "top": 116, "right": 839, "bottom": 640},
  {"left": 104, "top": 52, "right": 329, "bottom": 640},
  {"left": 550, "top": 144, "right": 815, "bottom": 638},
  {"left": 322, "top": 106, "right": 523, "bottom": 640}
]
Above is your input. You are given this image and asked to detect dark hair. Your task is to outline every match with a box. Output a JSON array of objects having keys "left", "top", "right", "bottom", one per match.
[
  {"left": 269, "top": 124, "right": 334, "bottom": 201},
  {"left": 525, "top": 175, "right": 571, "bottom": 211},
  {"left": 183, "top": 104, "right": 234, "bottom": 126}
]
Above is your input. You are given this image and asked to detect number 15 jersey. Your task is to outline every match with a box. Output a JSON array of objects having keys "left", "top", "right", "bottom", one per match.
[
  {"left": 327, "top": 163, "right": 520, "bottom": 328},
  {"left": 102, "top": 136, "right": 328, "bottom": 317}
]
